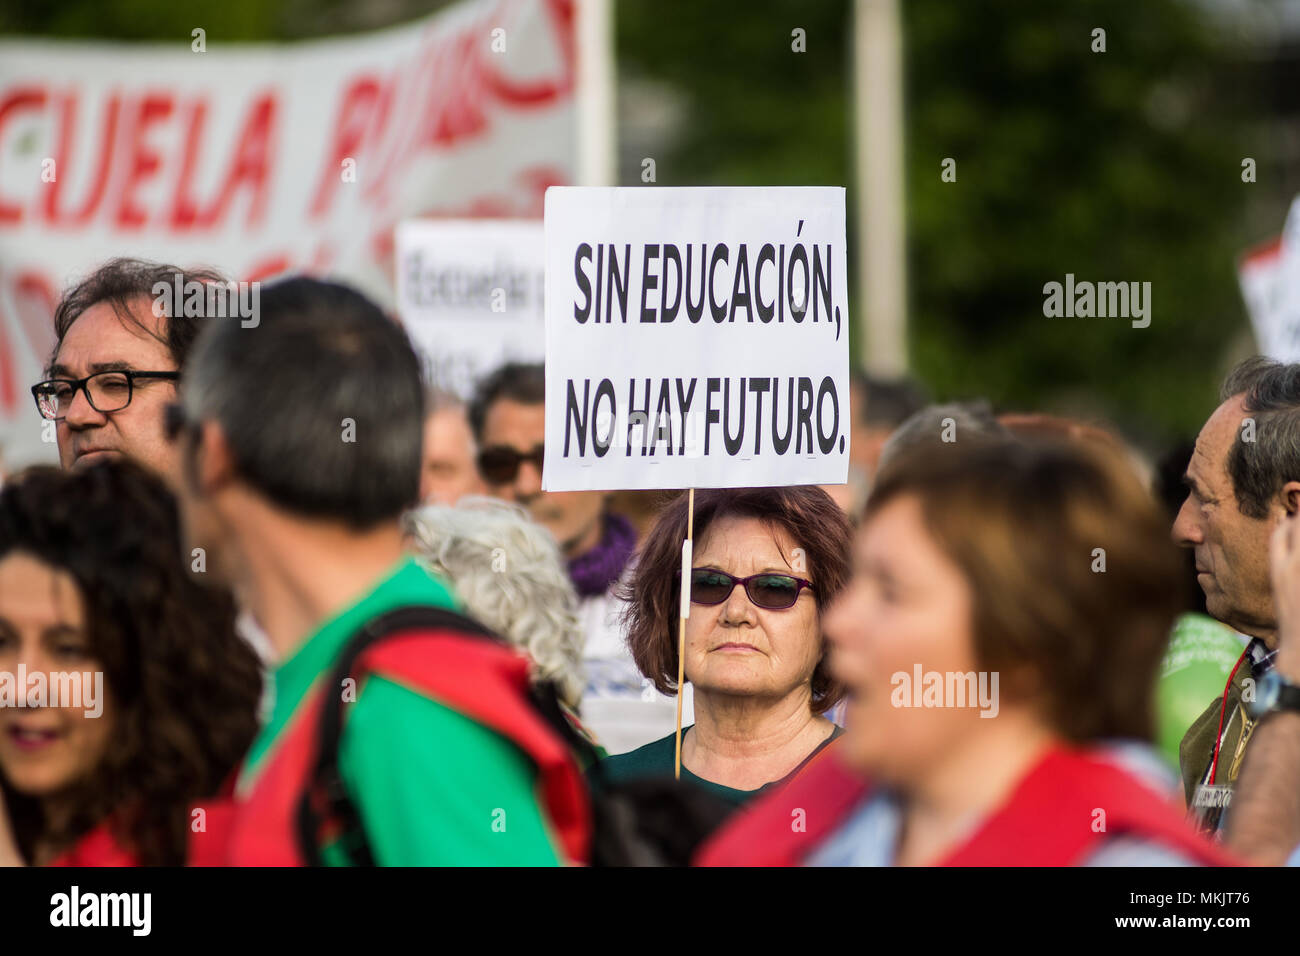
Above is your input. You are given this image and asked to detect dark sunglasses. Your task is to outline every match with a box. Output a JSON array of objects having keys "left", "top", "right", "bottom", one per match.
[
  {"left": 477, "top": 444, "right": 544, "bottom": 484},
  {"left": 690, "top": 568, "right": 815, "bottom": 611}
]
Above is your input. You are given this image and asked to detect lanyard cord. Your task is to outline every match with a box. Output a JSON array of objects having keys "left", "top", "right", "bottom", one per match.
[{"left": 1209, "top": 645, "right": 1253, "bottom": 784}]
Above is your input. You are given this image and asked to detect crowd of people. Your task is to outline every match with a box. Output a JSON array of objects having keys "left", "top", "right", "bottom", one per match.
[{"left": 4, "top": 255, "right": 1300, "bottom": 866}]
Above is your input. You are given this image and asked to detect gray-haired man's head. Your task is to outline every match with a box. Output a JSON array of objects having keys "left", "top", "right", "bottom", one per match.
[
  {"left": 1173, "top": 356, "right": 1300, "bottom": 641},
  {"left": 177, "top": 277, "right": 424, "bottom": 539}
]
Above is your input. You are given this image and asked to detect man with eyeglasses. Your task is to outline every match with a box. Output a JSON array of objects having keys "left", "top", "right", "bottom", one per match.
[
  {"left": 468, "top": 361, "right": 692, "bottom": 755},
  {"left": 32, "top": 258, "right": 229, "bottom": 478}
]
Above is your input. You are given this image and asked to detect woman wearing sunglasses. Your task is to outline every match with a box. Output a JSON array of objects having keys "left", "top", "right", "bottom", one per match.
[{"left": 599, "top": 486, "right": 852, "bottom": 806}]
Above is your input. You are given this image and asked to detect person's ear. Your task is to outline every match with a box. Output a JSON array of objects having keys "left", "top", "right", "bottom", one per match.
[
  {"left": 195, "top": 421, "right": 236, "bottom": 495},
  {"left": 1282, "top": 480, "right": 1300, "bottom": 517}
]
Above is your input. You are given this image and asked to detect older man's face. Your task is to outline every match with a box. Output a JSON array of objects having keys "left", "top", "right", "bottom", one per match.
[
  {"left": 47, "top": 299, "right": 179, "bottom": 479},
  {"left": 1172, "top": 393, "right": 1278, "bottom": 640}
]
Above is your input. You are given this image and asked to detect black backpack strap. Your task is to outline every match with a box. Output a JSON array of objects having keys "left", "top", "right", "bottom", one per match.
[
  {"left": 524, "top": 677, "right": 603, "bottom": 773},
  {"left": 295, "top": 604, "right": 509, "bottom": 866},
  {"left": 293, "top": 601, "right": 736, "bottom": 867}
]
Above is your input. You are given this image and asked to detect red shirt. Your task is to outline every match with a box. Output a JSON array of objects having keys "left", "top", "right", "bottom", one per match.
[
  {"left": 697, "top": 742, "right": 1240, "bottom": 867},
  {"left": 46, "top": 800, "right": 235, "bottom": 867}
]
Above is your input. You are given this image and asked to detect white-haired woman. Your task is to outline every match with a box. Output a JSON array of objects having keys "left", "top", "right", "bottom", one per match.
[{"left": 404, "top": 497, "right": 596, "bottom": 748}]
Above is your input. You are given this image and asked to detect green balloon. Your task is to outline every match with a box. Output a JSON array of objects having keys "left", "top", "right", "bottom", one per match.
[{"left": 1154, "top": 612, "right": 1246, "bottom": 772}]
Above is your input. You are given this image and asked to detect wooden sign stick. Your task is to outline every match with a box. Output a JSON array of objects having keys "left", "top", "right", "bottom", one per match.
[{"left": 674, "top": 487, "right": 695, "bottom": 780}]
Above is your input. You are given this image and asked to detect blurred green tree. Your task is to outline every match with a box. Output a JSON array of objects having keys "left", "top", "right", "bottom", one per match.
[
  {"left": 905, "top": 0, "right": 1250, "bottom": 443},
  {"left": 620, "top": 0, "right": 1257, "bottom": 445},
  {"left": 0, "top": 0, "right": 278, "bottom": 40}
]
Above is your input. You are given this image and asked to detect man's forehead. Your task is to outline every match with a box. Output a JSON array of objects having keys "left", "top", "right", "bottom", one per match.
[
  {"left": 482, "top": 399, "right": 545, "bottom": 442},
  {"left": 1187, "top": 439, "right": 1217, "bottom": 487},
  {"left": 51, "top": 298, "right": 171, "bottom": 371},
  {"left": 1190, "top": 394, "right": 1249, "bottom": 481},
  {"left": 429, "top": 406, "right": 473, "bottom": 435}
]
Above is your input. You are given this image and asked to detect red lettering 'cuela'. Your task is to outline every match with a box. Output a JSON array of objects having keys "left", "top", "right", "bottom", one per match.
[
  {"left": 170, "top": 98, "right": 209, "bottom": 231},
  {"left": 115, "top": 92, "right": 174, "bottom": 229},
  {"left": 0, "top": 87, "right": 47, "bottom": 225},
  {"left": 43, "top": 91, "right": 122, "bottom": 228}
]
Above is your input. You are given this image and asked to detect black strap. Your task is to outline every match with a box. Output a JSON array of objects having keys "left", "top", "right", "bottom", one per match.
[
  {"left": 294, "top": 601, "right": 740, "bottom": 867},
  {"left": 294, "top": 604, "right": 597, "bottom": 866}
]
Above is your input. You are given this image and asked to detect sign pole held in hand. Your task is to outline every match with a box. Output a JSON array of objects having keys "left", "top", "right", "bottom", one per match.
[{"left": 675, "top": 487, "right": 695, "bottom": 779}]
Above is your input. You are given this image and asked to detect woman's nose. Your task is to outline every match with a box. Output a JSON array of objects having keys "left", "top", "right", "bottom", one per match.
[
  {"left": 1, "top": 644, "right": 50, "bottom": 679},
  {"left": 718, "top": 582, "right": 757, "bottom": 624}
]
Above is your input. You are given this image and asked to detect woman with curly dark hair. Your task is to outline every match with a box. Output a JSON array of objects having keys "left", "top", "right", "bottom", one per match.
[{"left": 0, "top": 461, "right": 261, "bottom": 866}]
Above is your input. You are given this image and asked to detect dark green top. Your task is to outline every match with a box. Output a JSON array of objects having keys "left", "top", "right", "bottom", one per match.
[{"left": 596, "top": 723, "right": 844, "bottom": 807}]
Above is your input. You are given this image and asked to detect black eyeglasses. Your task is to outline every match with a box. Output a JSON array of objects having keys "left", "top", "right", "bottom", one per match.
[
  {"left": 690, "top": 568, "right": 815, "bottom": 611},
  {"left": 477, "top": 444, "right": 544, "bottom": 484},
  {"left": 32, "top": 370, "right": 179, "bottom": 421}
]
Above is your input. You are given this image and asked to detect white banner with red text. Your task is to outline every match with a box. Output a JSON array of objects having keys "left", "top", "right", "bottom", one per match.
[{"left": 0, "top": 0, "right": 575, "bottom": 468}]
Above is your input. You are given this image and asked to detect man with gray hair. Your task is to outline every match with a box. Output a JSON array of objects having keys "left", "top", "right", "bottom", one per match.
[
  {"left": 1172, "top": 356, "right": 1300, "bottom": 838},
  {"left": 168, "top": 277, "right": 586, "bottom": 865}
]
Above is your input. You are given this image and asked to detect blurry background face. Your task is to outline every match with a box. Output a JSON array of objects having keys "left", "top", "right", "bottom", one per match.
[
  {"left": 479, "top": 398, "right": 605, "bottom": 559},
  {"left": 684, "top": 515, "right": 822, "bottom": 703},
  {"left": 420, "top": 407, "right": 485, "bottom": 505},
  {"left": 50, "top": 299, "right": 179, "bottom": 478},
  {"left": 824, "top": 494, "right": 982, "bottom": 786},
  {"left": 0, "top": 552, "right": 114, "bottom": 797}
]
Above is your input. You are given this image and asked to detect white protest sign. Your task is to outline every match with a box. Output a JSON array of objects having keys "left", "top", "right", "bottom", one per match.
[
  {"left": 396, "top": 219, "right": 545, "bottom": 397},
  {"left": 1239, "top": 195, "right": 1300, "bottom": 362},
  {"left": 0, "top": 0, "right": 575, "bottom": 468},
  {"left": 543, "top": 186, "right": 850, "bottom": 491},
  {"left": 1239, "top": 235, "right": 1285, "bottom": 357}
]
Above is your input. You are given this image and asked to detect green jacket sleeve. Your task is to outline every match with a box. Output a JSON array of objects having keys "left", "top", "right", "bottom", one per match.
[{"left": 336, "top": 675, "right": 563, "bottom": 866}]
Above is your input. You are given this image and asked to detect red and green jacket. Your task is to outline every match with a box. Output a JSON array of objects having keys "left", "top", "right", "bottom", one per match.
[
  {"left": 227, "top": 559, "right": 589, "bottom": 866},
  {"left": 47, "top": 803, "right": 234, "bottom": 867}
]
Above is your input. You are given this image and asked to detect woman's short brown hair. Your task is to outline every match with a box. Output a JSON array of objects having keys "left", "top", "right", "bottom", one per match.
[
  {"left": 624, "top": 486, "right": 852, "bottom": 713},
  {"left": 866, "top": 437, "right": 1182, "bottom": 742}
]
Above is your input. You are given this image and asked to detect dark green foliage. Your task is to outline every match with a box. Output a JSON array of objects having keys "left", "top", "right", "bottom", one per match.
[{"left": 6, "top": 0, "right": 1268, "bottom": 445}]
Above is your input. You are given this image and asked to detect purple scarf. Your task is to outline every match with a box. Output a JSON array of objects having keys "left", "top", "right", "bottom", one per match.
[{"left": 568, "top": 512, "right": 637, "bottom": 598}]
